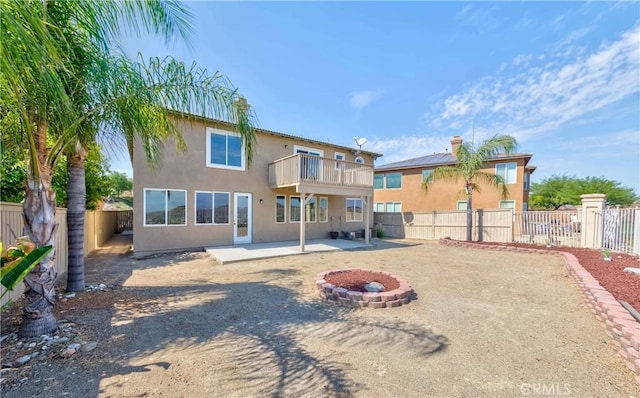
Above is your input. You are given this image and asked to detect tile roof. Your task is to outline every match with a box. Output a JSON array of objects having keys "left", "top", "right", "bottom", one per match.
[{"left": 375, "top": 152, "right": 533, "bottom": 171}]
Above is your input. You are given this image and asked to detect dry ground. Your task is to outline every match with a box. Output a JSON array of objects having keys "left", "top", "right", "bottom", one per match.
[{"left": 2, "top": 238, "right": 639, "bottom": 397}]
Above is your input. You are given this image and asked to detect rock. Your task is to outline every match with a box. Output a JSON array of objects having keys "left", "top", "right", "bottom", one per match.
[
  {"left": 68, "top": 343, "right": 81, "bottom": 350},
  {"left": 14, "top": 355, "right": 32, "bottom": 367},
  {"left": 28, "top": 342, "right": 36, "bottom": 348},
  {"left": 98, "top": 284, "right": 107, "bottom": 291},
  {"left": 80, "top": 342, "right": 98, "bottom": 352},
  {"left": 2, "top": 363, "right": 13, "bottom": 369},
  {"left": 364, "top": 282, "right": 385, "bottom": 292},
  {"left": 59, "top": 348, "right": 76, "bottom": 359},
  {"left": 54, "top": 337, "right": 69, "bottom": 344},
  {"left": 623, "top": 267, "right": 640, "bottom": 275},
  {"left": 65, "top": 292, "right": 76, "bottom": 299}
]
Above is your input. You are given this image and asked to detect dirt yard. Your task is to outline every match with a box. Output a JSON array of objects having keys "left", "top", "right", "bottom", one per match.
[{"left": 1, "top": 237, "right": 639, "bottom": 397}]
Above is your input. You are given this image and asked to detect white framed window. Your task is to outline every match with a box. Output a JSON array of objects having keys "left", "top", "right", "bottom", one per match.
[
  {"left": 523, "top": 172, "right": 529, "bottom": 190},
  {"left": 522, "top": 202, "right": 528, "bottom": 211},
  {"left": 373, "top": 174, "right": 384, "bottom": 189},
  {"left": 495, "top": 162, "right": 517, "bottom": 184},
  {"left": 422, "top": 169, "right": 433, "bottom": 183},
  {"left": 499, "top": 200, "right": 516, "bottom": 209},
  {"left": 306, "top": 196, "right": 317, "bottom": 223},
  {"left": 206, "top": 127, "right": 245, "bottom": 170},
  {"left": 385, "top": 202, "right": 402, "bottom": 213},
  {"left": 195, "top": 191, "right": 230, "bottom": 225},
  {"left": 457, "top": 200, "right": 468, "bottom": 210},
  {"left": 355, "top": 156, "right": 364, "bottom": 164},
  {"left": 275, "top": 195, "right": 286, "bottom": 223},
  {"left": 293, "top": 145, "right": 324, "bottom": 157},
  {"left": 319, "top": 197, "right": 328, "bottom": 223},
  {"left": 334, "top": 152, "right": 345, "bottom": 170},
  {"left": 290, "top": 196, "right": 301, "bottom": 223},
  {"left": 385, "top": 172, "right": 402, "bottom": 189},
  {"left": 346, "top": 198, "right": 363, "bottom": 222},
  {"left": 374, "top": 202, "right": 384, "bottom": 212},
  {"left": 144, "top": 188, "right": 186, "bottom": 226}
]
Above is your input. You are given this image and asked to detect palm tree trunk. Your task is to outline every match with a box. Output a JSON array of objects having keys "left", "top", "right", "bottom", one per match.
[
  {"left": 466, "top": 194, "right": 473, "bottom": 242},
  {"left": 21, "top": 168, "right": 58, "bottom": 337},
  {"left": 66, "top": 151, "right": 86, "bottom": 292}
]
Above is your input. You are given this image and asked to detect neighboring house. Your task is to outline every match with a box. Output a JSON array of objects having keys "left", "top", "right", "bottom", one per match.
[
  {"left": 133, "top": 113, "right": 382, "bottom": 256},
  {"left": 373, "top": 136, "right": 535, "bottom": 213}
]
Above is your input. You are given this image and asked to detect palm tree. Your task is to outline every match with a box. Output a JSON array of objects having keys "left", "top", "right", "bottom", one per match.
[
  {"left": 422, "top": 135, "right": 518, "bottom": 242},
  {"left": 1, "top": 0, "right": 255, "bottom": 336}
]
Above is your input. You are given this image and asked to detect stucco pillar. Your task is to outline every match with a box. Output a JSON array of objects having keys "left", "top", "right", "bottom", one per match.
[
  {"left": 363, "top": 195, "right": 370, "bottom": 244},
  {"left": 580, "top": 193, "right": 606, "bottom": 249}
]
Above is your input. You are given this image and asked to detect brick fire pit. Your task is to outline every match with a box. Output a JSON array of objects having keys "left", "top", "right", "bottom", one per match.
[{"left": 315, "top": 268, "right": 413, "bottom": 308}]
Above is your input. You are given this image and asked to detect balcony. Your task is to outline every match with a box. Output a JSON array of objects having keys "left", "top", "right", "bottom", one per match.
[{"left": 268, "top": 153, "right": 374, "bottom": 196}]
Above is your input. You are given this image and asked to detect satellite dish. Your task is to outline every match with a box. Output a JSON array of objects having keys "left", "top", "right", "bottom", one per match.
[{"left": 354, "top": 137, "right": 368, "bottom": 148}]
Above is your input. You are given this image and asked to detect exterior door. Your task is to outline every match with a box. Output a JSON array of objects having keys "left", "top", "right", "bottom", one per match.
[{"left": 233, "top": 193, "right": 252, "bottom": 244}]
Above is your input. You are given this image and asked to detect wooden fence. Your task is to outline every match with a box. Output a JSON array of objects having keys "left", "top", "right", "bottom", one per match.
[
  {"left": 374, "top": 209, "right": 513, "bottom": 242},
  {"left": 1, "top": 202, "right": 121, "bottom": 308}
]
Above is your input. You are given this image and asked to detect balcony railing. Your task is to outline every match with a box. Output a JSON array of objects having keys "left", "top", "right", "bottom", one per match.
[{"left": 268, "top": 153, "right": 373, "bottom": 189}]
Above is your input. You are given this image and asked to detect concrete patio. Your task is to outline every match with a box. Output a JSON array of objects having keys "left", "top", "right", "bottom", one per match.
[{"left": 205, "top": 238, "right": 371, "bottom": 264}]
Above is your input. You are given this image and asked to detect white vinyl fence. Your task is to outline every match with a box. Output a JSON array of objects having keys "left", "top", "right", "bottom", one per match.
[
  {"left": 599, "top": 207, "right": 639, "bottom": 254},
  {"left": 513, "top": 210, "right": 581, "bottom": 247}
]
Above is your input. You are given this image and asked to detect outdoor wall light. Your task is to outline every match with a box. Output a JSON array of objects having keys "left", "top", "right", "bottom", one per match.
[
  {"left": 284, "top": 144, "right": 289, "bottom": 149},
  {"left": 259, "top": 198, "right": 264, "bottom": 204}
]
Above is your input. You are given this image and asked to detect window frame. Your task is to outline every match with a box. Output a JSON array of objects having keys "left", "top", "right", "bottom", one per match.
[
  {"left": 422, "top": 169, "right": 433, "bottom": 183},
  {"left": 373, "top": 174, "right": 384, "bottom": 190},
  {"left": 319, "top": 196, "right": 328, "bottom": 223},
  {"left": 289, "top": 195, "right": 301, "bottom": 223},
  {"left": 143, "top": 188, "right": 187, "bottom": 227},
  {"left": 384, "top": 172, "right": 402, "bottom": 189},
  {"left": 374, "top": 202, "right": 384, "bottom": 212},
  {"left": 495, "top": 162, "right": 517, "bottom": 184},
  {"left": 354, "top": 156, "right": 364, "bottom": 164},
  {"left": 275, "top": 195, "right": 286, "bottom": 224},
  {"left": 499, "top": 200, "right": 516, "bottom": 209},
  {"left": 385, "top": 201, "right": 402, "bottom": 213},
  {"left": 205, "top": 127, "right": 245, "bottom": 170},
  {"left": 194, "top": 191, "right": 230, "bottom": 226},
  {"left": 456, "top": 200, "right": 468, "bottom": 210},
  {"left": 334, "top": 152, "right": 345, "bottom": 170},
  {"left": 346, "top": 198, "right": 363, "bottom": 222}
]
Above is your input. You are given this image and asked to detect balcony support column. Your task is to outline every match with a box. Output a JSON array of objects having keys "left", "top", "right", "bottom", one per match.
[
  {"left": 361, "top": 195, "right": 370, "bottom": 245},
  {"left": 300, "top": 191, "right": 306, "bottom": 252}
]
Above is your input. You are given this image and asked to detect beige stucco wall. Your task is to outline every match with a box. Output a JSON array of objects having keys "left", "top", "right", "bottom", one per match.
[
  {"left": 373, "top": 158, "right": 530, "bottom": 212},
  {"left": 133, "top": 118, "right": 374, "bottom": 255}
]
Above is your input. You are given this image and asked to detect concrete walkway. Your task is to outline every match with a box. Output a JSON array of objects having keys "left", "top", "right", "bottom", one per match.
[{"left": 205, "top": 239, "right": 370, "bottom": 264}]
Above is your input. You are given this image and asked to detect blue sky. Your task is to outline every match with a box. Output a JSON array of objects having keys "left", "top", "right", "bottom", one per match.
[{"left": 110, "top": 1, "right": 640, "bottom": 193}]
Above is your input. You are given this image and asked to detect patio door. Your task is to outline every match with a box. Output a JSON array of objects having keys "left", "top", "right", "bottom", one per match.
[{"left": 233, "top": 193, "right": 252, "bottom": 244}]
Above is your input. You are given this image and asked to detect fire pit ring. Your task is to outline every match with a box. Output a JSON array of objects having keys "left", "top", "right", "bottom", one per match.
[{"left": 315, "top": 268, "right": 413, "bottom": 309}]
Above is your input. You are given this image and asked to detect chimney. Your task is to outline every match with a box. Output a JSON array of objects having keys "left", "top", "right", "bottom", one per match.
[{"left": 450, "top": 136, "right": 463, "bottom": 157}]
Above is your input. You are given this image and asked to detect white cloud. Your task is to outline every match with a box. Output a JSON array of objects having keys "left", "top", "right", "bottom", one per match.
[
  {"left": 368, "top": 135, "right": 455, "bottom": 166},
  {"left": 433, "top": 25, "right": 640, "bottom": 144},
  {"left": 349, "top": 90, "right": 380, "bottom": 110}
]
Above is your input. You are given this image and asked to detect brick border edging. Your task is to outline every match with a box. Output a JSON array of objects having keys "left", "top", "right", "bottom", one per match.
[
  {"left": 315, "top": 269, "right": 413, "bottom": 309},
  {"left": 439, "top": 238, "right": 640, "bottom": 384}
]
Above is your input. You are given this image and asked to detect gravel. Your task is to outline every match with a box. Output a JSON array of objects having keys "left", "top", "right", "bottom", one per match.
[{"left": 1, "top": 237, "right": 638, "bottom": 397}]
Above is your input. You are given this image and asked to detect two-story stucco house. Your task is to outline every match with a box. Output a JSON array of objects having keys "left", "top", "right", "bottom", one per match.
[
  {"left": 133, "top": 113, "right": 382, "bottom": 256},
  {"left": 373, "top": 136, "right": 535, "bottom": 213}
]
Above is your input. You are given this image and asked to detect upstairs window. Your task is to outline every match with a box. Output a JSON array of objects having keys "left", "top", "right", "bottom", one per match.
[
  {"left": 422, "top": 169, "right": 433, "bottom": 183},
  {"left": 499, "top": 200, "right": 515, "bottom": 209},
  {"left": 457, "top": 201, "right": 468, "bottom": 210},
  {"left": 495, "top": 162, "right": 517, "bottom": 184},
  {"left": 376, "top": 172, "right": 402, "bottom": 189},
  {"left": 385, "top": 172, "right": 402, "bottom": 189},
  {"left": 206, "top": 127, "right": 245, "bottom": 170},
  {"left": 373, "top": 174, "right": 384, "bottom": 189}
]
